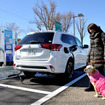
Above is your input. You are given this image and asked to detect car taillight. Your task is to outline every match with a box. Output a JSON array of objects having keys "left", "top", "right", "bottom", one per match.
[
  {"left": 15, "top": 45, "right": 22, "bottom": 51},
  {"left": 41, "top": 44, "right": 62, "bottom": 51},
  {"left": 14, "top": 64, "right": 16, "bottom": 66}
]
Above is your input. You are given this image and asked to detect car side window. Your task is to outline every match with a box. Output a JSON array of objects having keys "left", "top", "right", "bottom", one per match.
[
  {"left": 61, "top": 34, "right": 76, "bottom": 45},
  {"left": 75, "top": 37, "right": 83, "bottom": 48}
]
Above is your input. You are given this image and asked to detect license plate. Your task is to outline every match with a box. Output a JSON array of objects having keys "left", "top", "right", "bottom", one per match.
[{"left": 28, "top": 50, "right": 36, "bottom": 55}]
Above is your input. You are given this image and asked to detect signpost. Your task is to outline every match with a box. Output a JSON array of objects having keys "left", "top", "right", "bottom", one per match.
[{"left": 55, "top": 21, "right": 62, "bottom": 32}]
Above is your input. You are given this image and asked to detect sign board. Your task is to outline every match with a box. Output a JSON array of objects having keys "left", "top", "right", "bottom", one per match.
[
  {"left": 0, "top": 29, "right": 15, "bottom": 64},
  {"left": 4, "top": 30, "right": 13, "bottom": 62},
  {"left": 55, "top": 21, "right": 62, "bottom": 32}
]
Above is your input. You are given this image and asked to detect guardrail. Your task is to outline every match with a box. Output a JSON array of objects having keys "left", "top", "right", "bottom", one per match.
[{"left": 0, "top": 48, "right": 6, "bottom": 66}]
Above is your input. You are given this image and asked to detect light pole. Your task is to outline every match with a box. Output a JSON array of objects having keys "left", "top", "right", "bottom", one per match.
[{"left": 73, "top": 13, "right": 84, "bottom": 36}]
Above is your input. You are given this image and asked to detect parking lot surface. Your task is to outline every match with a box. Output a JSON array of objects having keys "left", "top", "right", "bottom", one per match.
[
  {"left": 43, "top": 76, "right": 105, "bottom": 105},
  {"left": 1, "top": 66, "right": 104, "bottom": 105}
]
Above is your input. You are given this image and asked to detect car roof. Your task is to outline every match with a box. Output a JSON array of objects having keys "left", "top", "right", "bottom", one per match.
[
  {"left": 27, "top": 30, "right": 75, "bottom": 37},
  {"left": 27, "top": 30, "right": 55, "bottom": 35}
]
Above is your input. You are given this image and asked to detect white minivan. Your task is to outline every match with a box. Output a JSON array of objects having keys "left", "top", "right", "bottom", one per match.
[{"left": 14, "top": 31, "right": 88, "bottom": 78}]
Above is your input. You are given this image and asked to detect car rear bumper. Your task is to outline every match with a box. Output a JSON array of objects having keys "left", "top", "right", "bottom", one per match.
[{"left": 14, "top": 57, "right": 66, "bottom": 73}]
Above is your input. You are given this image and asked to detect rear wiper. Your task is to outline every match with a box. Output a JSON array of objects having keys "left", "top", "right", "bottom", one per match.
[{"left": 30, "top": 41, "right": 41, "bottom": 44}]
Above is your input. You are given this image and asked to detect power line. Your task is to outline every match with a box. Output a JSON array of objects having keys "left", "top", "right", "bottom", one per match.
[{"left": 0, "top": 8, "right": 31, "bottom": 21}]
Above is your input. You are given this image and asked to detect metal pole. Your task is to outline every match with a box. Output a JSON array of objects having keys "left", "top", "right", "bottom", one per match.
[
  {"left": 73, "top": 17, "right": 75, "bottom": 36},
  {"left": 0, "top": 48, "right": 6, "bottom": 66}
]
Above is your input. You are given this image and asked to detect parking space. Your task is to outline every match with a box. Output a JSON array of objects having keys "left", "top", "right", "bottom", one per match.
[
  {"left": 0, "top": 67, "right": 86, "bottom": 105},
  {"left": 0, "top": 87, "right": 45, "bottom": 105}
]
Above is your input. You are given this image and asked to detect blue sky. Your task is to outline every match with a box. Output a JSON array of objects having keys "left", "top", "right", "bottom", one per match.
[{"left": 0, "top": 0, "right": 105, "bottom": 45}]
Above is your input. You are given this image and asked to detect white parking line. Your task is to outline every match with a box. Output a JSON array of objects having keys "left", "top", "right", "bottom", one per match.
[
  {"left": 0, "top": 83, "right": 51, "bottom": 94},
  {"left": 31, "top": 73, "right": 87, "bottom": 105},
  {"left": 0, "top": 73, "right": 86, "bottom": 105}
]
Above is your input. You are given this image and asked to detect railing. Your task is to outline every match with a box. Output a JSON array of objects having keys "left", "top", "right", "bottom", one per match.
[{"left": 0, "top": 48, "right": 6, "bottom": 66}]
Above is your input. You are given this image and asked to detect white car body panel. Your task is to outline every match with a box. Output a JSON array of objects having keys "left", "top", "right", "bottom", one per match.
[{"left": 14, "top": 31, "right": 88, "bottom": 74}]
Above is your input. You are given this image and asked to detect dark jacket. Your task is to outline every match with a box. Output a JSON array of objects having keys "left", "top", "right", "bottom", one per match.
[{"left": 88, "top": 31, "right": 105, "bottom": 68}]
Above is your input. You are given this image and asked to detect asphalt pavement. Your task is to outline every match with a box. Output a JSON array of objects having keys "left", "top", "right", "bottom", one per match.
[
  {"left": 43, "top": 76, "right": 105, "bottom": 105},
  {"left": 0, "top": 66, "right": 105, "bottom": 105}
]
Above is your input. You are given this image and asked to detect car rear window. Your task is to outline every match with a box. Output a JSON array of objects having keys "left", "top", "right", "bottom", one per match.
[{"left": 19, "top": 32, "right": 54, "bottom": 44}]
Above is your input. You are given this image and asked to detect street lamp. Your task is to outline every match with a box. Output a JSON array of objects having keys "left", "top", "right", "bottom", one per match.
[{"left": 73, "top": 13, "right": 84, "bottom": 36}]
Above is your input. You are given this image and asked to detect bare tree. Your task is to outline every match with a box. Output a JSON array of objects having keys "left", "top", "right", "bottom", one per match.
[
  {"left": 4, "top": 23, "right": 23, "bottom": 35},
  {"left": 32, "top": 0, "right": 60, "bottom": 30},
  {"left": 31, "top": 0, "right": 74, "bottom": 32},
  {"left": 61, "top": 12, "right": 74, "bottom": 32},
  {"left": 76, "top": 18, "right": 87, "bottom": 44},
  {"left": 4, "top": 23, "right": 23, "bottom": 45}
]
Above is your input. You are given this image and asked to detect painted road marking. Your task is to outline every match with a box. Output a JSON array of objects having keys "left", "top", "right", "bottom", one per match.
[
  {"left": 31, "top": 73, "right": 87, "bottom": 105},
  {"left": 0, "top": 72, "right": 86, "bottom": 105},
  {"left": 0, "top": 83, "right": 51, "bottom": 94}
]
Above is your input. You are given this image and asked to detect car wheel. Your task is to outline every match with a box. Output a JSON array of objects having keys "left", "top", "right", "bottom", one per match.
[
  {"left": 65, "top": 60, "right": 74, "bottom": 79},
  {"left": 23, "top": 71, "right": 36, "bottom": 78}
]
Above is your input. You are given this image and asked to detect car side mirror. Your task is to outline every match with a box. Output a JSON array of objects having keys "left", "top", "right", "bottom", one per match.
[
  {"left": 69, "top": 45, "right": 77, "bottom": 52},
  {"left": 83, "top": 44, "right": 89, "bottom": 48}
]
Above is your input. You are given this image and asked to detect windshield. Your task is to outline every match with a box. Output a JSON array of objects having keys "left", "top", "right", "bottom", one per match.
[{"left": 19, "top": 32, "right": 54, "bottom": 44}]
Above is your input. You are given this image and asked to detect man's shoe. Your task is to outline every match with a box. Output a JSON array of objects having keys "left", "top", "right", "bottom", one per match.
[{"left": 84, "top": 87, "right": 94, "bottom": 91}]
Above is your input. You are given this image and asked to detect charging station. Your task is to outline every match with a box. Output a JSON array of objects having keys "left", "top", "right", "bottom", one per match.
[{"left": 0, "top": 29, "right": 15, "bottom": 65}]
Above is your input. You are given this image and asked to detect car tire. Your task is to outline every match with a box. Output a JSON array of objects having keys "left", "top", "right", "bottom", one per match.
[
  {"left": 23, "top": 71, "right": 36, "bottom": 78},
  {"left": 64, "top": 59, "right": 74, "bottom": 79}
]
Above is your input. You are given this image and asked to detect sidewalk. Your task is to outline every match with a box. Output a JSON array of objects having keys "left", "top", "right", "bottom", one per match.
[
  {"left": 0, "top": 66, "right": 20, "bottom": 79},
  {"left": 43, "top": 76, "right": 105, "bottom": 105},
  {"left": 0, "top": 66, "right": 14, "bottom": 71}
]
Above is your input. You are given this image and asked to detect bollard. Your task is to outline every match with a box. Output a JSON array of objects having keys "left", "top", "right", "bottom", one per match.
[{"left": 0, "top": 48, "right": 6, "bottom": 66}]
